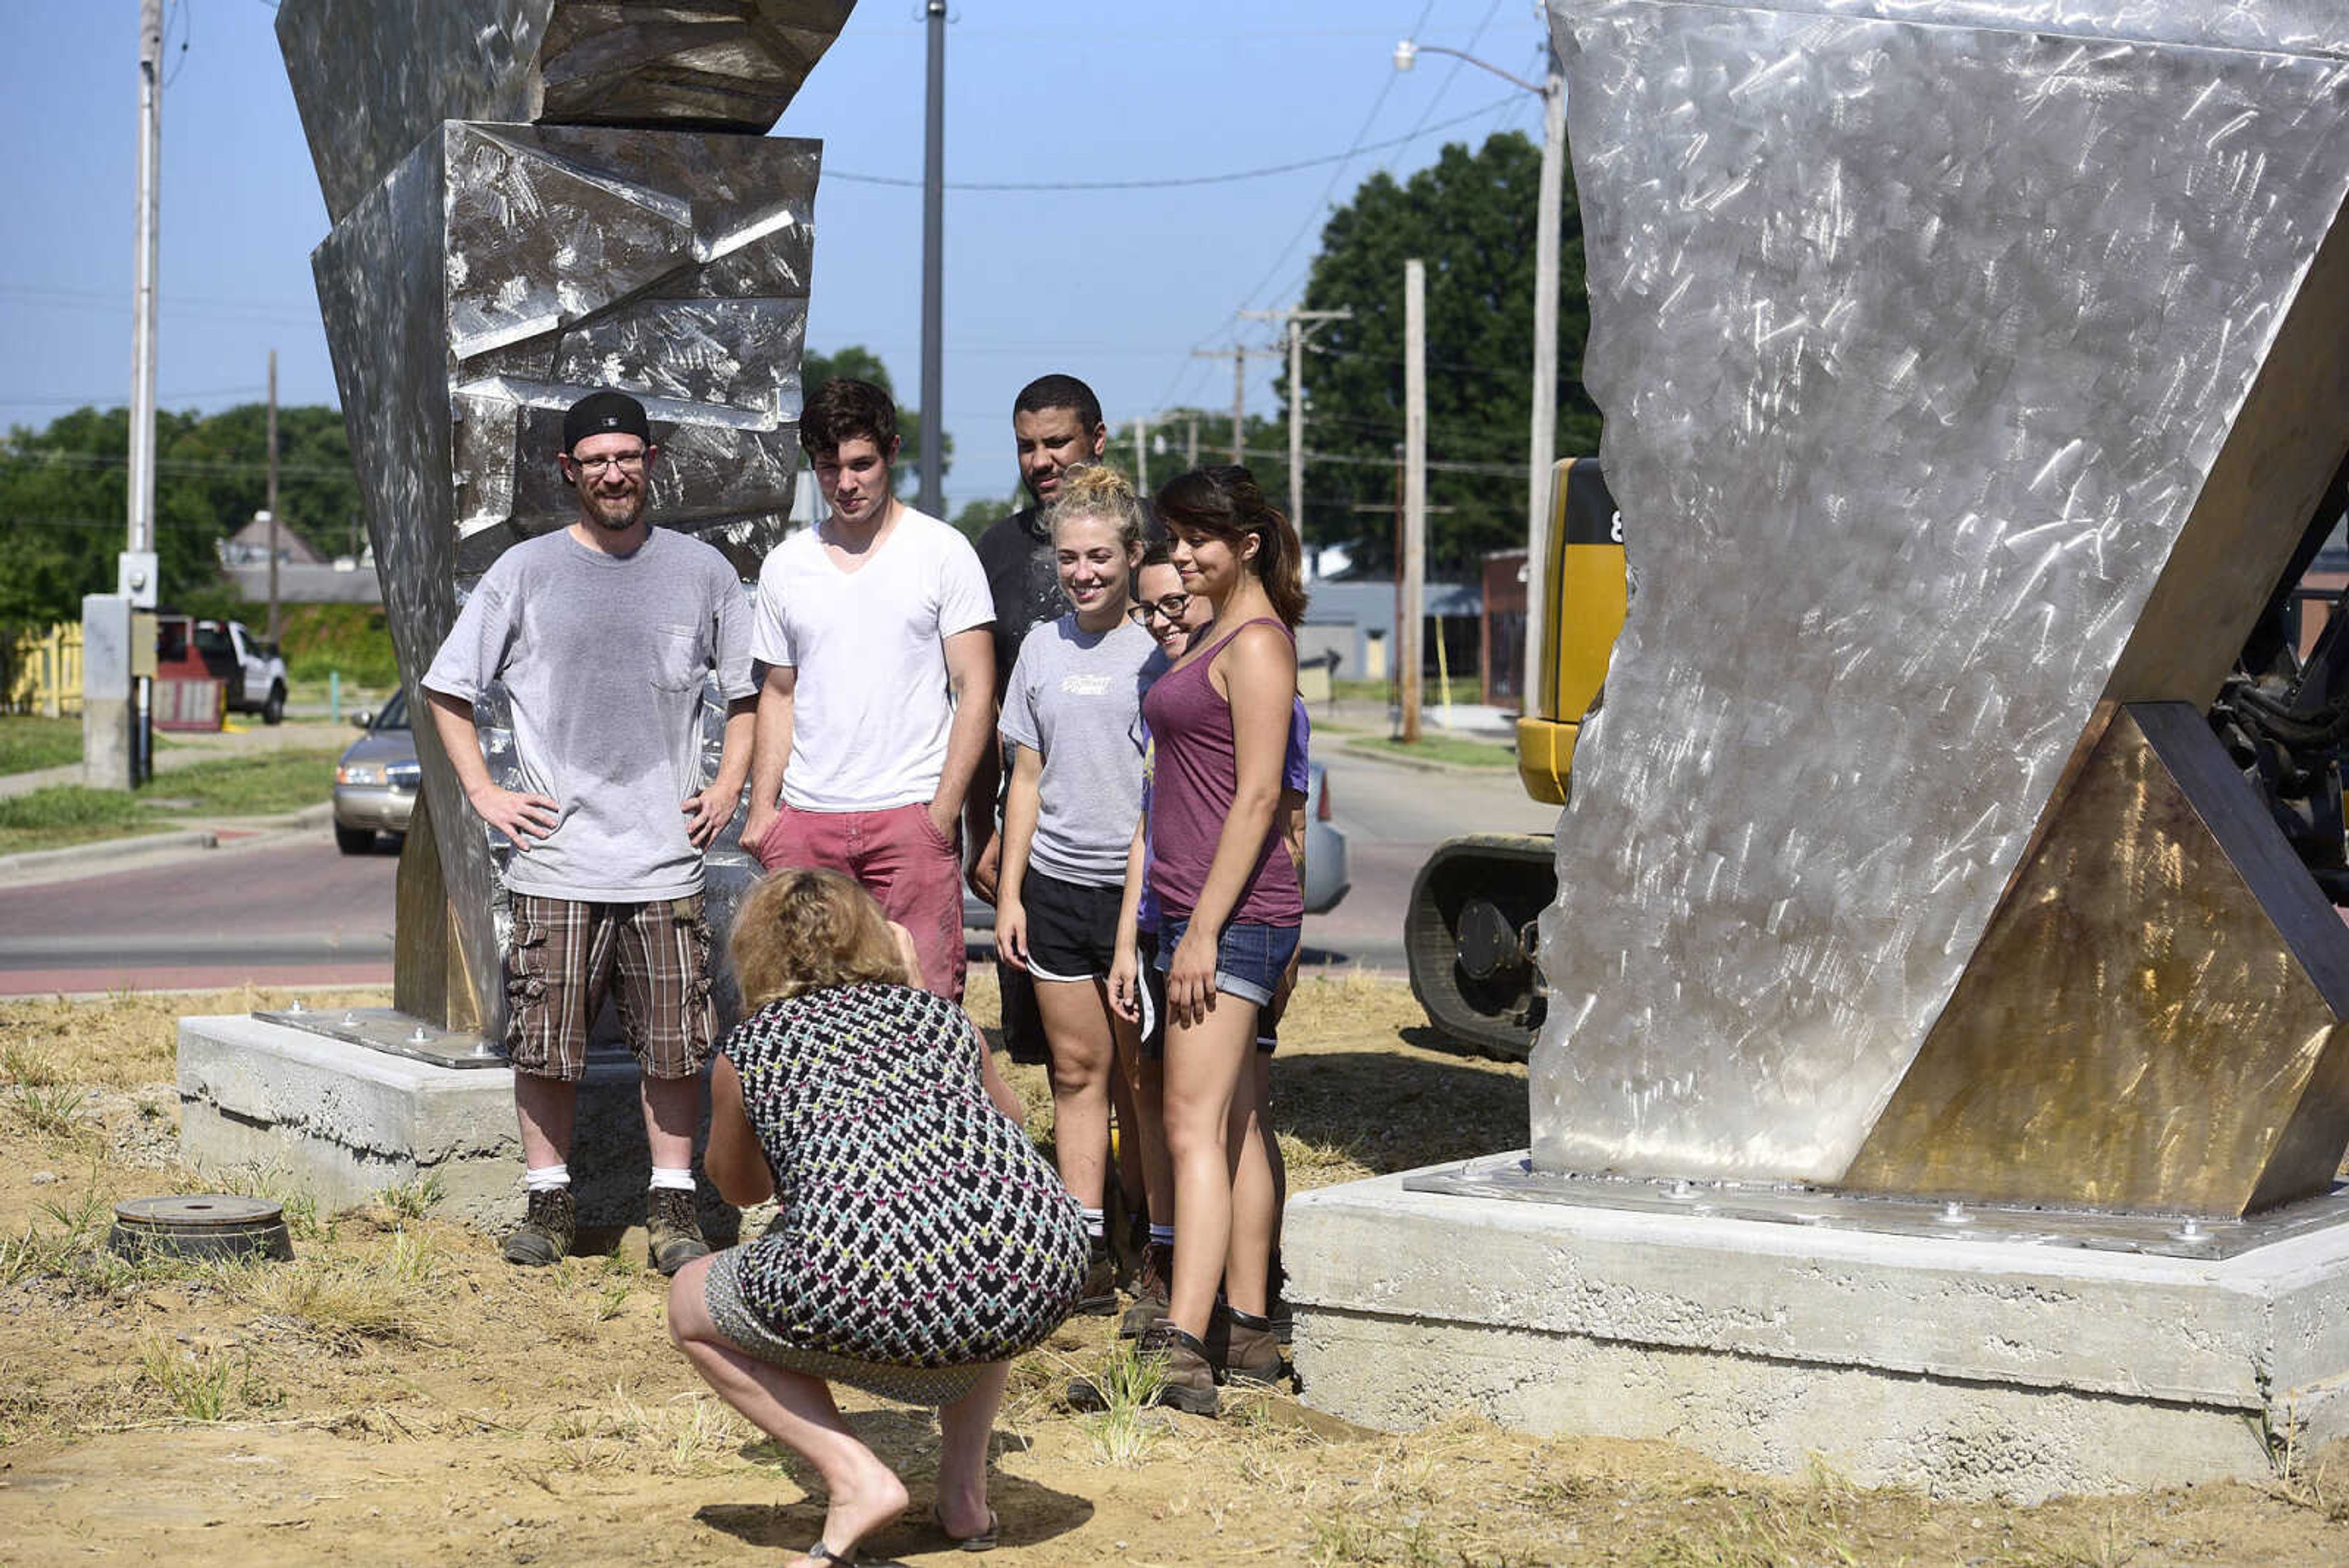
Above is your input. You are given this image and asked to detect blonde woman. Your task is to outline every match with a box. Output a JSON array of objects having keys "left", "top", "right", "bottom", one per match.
[
  {"left": 667, "top": 869, "right": 1085, "bottom": 1566},
  {"left": 993, "top": 465, "right": 1159, "bottom": 1310}
]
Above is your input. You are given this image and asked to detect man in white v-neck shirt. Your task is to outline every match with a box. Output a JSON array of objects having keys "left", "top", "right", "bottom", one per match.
[{"left": 740, "top": 377, "right": 996, "bottom": 1000}]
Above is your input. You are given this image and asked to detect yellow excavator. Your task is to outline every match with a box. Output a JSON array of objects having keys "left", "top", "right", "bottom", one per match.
[{"left": 1405, "top": 458, "right": 1627, "bottom": 1060}]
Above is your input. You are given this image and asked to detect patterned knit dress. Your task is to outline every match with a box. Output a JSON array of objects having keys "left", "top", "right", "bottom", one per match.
[{"left": 704, "top": 982, "right": 1088, "bottom": 1403}]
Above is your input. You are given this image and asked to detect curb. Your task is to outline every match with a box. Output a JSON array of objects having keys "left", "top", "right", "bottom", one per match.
[
  {"left": 1338, "top": 738, "right": 1520, "bottom": 777},
  {"left": 0, "top": 828, "right": 220, "bottom": 882},
  {"left": 0, "top": 804, "right": 336, "bottom": 883}
]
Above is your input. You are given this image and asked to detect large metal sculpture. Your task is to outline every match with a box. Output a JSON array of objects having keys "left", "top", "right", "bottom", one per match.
[
  {"left": 278, "top": 0, "right": 852, "bottom": 1042},
  {"left": 1529, "top": 0, "right": 2349, "bottom": 1217}
]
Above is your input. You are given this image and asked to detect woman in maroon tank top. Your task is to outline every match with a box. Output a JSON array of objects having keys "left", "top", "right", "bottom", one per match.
[{"left": 1107, "top": 465, "right": 1305, "bottom": 1413}]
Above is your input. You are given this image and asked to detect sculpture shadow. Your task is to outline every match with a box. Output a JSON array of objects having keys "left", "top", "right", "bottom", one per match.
[{"left": 1271, "top": 1042, "right": 1527, "bottom": 1176}]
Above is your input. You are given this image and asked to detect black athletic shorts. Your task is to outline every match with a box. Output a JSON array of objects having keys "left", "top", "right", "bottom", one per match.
[{"left": 1020, "top": 868, "right": 1125, "bottom": 983}]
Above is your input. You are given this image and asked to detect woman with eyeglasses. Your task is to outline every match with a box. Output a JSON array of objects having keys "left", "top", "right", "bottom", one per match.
[
  {"left": 993, "top": 465, "right": 1159, "bottom": 1314},
  {"left": 1105, "top": 465, "right": 1307, "bottom": 1416}
]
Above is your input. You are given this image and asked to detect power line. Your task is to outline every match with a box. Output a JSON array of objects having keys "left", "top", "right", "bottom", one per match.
[{"left": 827, "top": 96, "right": 1516, "bottom": 192}]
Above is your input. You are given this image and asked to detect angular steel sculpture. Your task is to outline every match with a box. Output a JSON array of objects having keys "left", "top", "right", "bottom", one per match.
[
  {"left": 278, "top": 0, "right": 854, "bottom": 221},
  {"left": 281, "top": 0, "right": 846, "bottom": 1037},
  {"left": 1534, "top": 0, "right": 2349, "bottom": 1214}
]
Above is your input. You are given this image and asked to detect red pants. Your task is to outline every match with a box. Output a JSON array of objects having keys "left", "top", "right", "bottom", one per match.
[{"left": 753, "top": 800, "right": 966, "bottom": 1001}]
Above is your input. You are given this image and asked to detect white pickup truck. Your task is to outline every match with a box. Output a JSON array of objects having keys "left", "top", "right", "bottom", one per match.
[{"left": 191, "top": 619, "right": 290, "bottom": 724}]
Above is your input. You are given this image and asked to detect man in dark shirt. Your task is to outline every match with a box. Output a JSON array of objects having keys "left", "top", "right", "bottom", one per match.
[{"left": 969, "top": 374, "right": 1111, "bottom": 1066}]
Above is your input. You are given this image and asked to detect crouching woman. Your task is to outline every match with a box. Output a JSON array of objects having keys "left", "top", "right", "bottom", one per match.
[{"left": 668, "top": 868, "right": 1087, "bottom": 1567}]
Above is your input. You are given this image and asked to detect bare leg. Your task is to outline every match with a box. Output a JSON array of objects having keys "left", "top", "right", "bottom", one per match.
[
  {"left": 514, "top": 1071, "right": 577, "bottom": 1170},
  {"left": 1105, "top": 1000, "right": 1148, "bottom": 1228},
  {"left": 1159, "top": 998, "right": 1258, "bottom": 1338},
  {"left": 639, "top": 1071, "right": 701, "bottom": 1173},
  {"left": 667, "top": 1258, "right": 907, "bottom": 1565},
  {"left": 1253, "top": 1049, "right": 1286, "bottom": 1260},
  {"left": 935, "top": 1359, "right": 1010, "bottom": 1539},
  {"left": 1034, "top": 977, "right": 1115, "bottom": 1209},
  {"left": 1136, "top": 1057, "right": 1175, "bottom": 1228},
  {"left": 1222, "top": 1065, "right": 1276, "bottom": 1317}
]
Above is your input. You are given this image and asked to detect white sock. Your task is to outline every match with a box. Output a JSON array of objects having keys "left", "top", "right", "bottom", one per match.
[
  {"left": 525, "top": 1163, "right": 570, "bottom": 1193},
  {"left": 1149, "top": 1223, "right": 1174, "bottom": 1247},
  {"left": 1083, "top": 1207, "right": 1106, "bottom": 1241},
  {"left": 648, "top": 1166, "right": 696, "bottom": 1192}
]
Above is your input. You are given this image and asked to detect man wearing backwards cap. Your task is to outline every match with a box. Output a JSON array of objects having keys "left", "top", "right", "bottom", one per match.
[{"left": 422, "top": 390, "right": 757, "bottom": 1274}]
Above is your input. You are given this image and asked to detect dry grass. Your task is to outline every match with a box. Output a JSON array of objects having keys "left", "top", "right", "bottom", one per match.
[
  {"left": 6, "top": 983, "right": 2349, "bottom": 1566},
  {"left": 0, "top": 985, "right": 390, "bottom": 1090}
]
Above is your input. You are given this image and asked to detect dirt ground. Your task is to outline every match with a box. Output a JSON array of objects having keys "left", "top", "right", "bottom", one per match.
[{"left": 4, "top": 978, "right": 2348, "bottom": 1567}]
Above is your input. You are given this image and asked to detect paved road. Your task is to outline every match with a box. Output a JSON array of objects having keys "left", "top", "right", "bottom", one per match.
[
  {"left": 0, "top": 746, "right": 1553, "bottom": 993},
  {"left": 1302, "top": 748, "right": 1559, "bottom": 973},
  {"left": 0, "top": 827, "right": 398, "bottom": 994}
]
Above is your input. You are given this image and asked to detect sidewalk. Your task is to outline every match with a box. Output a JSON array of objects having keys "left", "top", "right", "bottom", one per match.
[{"left": 0, "top": 718, "right": 355, "bottom": 800}]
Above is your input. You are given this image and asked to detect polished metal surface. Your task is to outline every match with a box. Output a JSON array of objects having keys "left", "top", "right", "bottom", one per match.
[
  {"left": 1532, "top": 0, "right": 2349, "bottom": 1195},
  {"left": 278, "top": 0, "right": 854, "bottom": 220},
  {"left": 1404, "top": 1153, "right": 2349, "bottom": 1263},
  {"left": 255, "top": 1007, "right": 505, "bottom": 1071},
  {"left": 288, "top": 7, "right": 833, "bottom": 1045},
  {"left": 1846, "top": 705, "right": 2349, "bottom": 1216}
]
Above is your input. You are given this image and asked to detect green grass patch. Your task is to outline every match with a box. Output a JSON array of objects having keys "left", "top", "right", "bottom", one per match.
[
  {"left": 0, "top": 749, "right": 337, "bottom": 855},
  {"left": 1345, "top": 734, "right": 1518, "bottom": 770},
  {"left": 147, "top": 749, "right": 338, "bottom": 817},
  {"left": 0, "top": 715, "right": 83, "bottom": 776}
]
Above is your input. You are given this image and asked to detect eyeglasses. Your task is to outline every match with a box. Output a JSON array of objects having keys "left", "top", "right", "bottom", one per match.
[
  {"left": 570, "top": 451, "right": 647, "bottom": 477},
  {"left": 1127, "top": 595, "right": 1192, "bottom": 626}
]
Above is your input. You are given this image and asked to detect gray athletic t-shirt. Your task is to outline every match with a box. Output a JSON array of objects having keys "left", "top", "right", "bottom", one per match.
[
  {"left": 1000, "top": 615, "right": 1156, "bottom": 886},
  {"left": 422, "top": 527, "right": 755, "bottom": 902}
]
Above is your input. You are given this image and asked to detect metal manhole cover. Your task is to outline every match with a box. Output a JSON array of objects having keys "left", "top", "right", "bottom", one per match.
[{"left": 108, "top": 1194, "right": 295, "bottom": 1263}]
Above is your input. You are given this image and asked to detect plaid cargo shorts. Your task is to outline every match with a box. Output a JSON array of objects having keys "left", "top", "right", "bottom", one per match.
[{"left": 504, "top": 893, "right": 717, "bottom": 1082}]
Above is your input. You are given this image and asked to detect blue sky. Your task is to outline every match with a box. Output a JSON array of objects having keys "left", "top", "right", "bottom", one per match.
[{"left": 1, "top": 1, "right": 1551, "bottom": 516}]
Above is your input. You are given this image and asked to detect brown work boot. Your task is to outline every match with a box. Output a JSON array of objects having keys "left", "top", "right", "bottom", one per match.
[
  {"left": 1136, "top": 1321, "right": 1219, "bottom": 1416},
  {"left": 646, "top": 1187, "right": 711, "bottom": 1276},
  {"left": 1075, "top": 1236, "right": 1118, "bottom": 1315},
  {"left": 1118, "top": 1240, "right": 1173, "bottom": 1340},
  {"left": 502, "top": 1187, "right": 576, "bottom": 1267},
  {"left": 1211, "top": 1303, "right": 1289, "bottom": 1389}
]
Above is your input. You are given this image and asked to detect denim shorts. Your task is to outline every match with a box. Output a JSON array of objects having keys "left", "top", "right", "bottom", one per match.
[{"left": 1152, "top": 912, "right": 1302, "bottom": 1009}]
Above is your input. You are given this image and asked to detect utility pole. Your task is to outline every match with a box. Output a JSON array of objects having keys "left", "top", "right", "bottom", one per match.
[
  {"left": 128, "top": 0, "right": 161, "bottom": 567},
  {"left": 1134, "top": 415, "right": 1149, "bottom": 494},
  {"left": 1192, "top": 346, "right": 1253, "bottom": 465},
  {"left": 265, "top": 349, "right": 281, "bottom": 644},
  {"left": 1185, "top": 417, "right": 1198, "bottom": 470},
  {"left": 1242, "top": 305, "right": 1351, "bottom": 541},
  {"left": 1524, "top": 43, "right": 1567, "bottom": 712},
  {"left": 1401, "top": 259, "right": 1427, "bottom": 745},
  {"left": 918, "top": 0, "right": 946, "bottom": 517},
  {"left": 91, "top": 0, "right": 166, "bottom": 792}
]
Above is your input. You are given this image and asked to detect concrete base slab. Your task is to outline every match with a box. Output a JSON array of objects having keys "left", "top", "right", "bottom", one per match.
[
  {"left": 1286, "top": 1156, "right": 2349, "bottom": 1501},
  {"left": 177, "top": 1014, "right": 695, "bottom": 1230}
]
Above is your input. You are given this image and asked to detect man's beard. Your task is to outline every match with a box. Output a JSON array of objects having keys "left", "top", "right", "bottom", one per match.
[{"left": 587, "top": 488, "right": 645, "bottom": 530}]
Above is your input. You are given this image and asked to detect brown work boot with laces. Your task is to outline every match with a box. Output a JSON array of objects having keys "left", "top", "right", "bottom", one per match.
[
  {"left": 646, "top": 1187, "right": 711, "bottom": 1276},
  {"left": 1137, "top": 1320, "right": 1219, "bottom": 1416},
  {"left": 1209, "top": 1302, "right": 1289, "bottom": 1389},
  {"left": 1118, "top": 1240, "right": 1173, "bottom": 1340},
  {"left": 502, "top": 1187, "right": 576, "bottom": 1267}
]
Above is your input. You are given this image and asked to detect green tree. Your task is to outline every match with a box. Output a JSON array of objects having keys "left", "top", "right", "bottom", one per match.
[
  {"left": 0, "top": 403, "right": 364, "bottom": 628},
  {"left": 1291, "top": 130, "right": 1602, "bottom": 575},
  {"left": 801, "top": 345, "right": 951, "bottom": 499}
]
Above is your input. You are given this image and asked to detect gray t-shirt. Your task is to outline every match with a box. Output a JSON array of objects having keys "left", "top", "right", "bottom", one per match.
[
  {"left": 1000, "top": 615, "right": 1156, "bottom": 886},
  {"left": 422, "top": 527, "right": 755, "bottom": 902}
]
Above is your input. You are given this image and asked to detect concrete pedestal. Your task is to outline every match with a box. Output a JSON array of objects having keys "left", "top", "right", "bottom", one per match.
[
  {"left": 177, "top": 1014, "right": 691, "bottom": 1231},
  {"left": 1286, "top": 1158, "right": 2349, "bottom": 1501}
]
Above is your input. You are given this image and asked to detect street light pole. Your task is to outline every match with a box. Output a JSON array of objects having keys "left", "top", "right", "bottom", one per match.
[
  {"left": 918, "top": 0, "right": 946, "bottom": 518},
  {"left": 1395, "top": 35, "right": 1567, "bottom": 713}
]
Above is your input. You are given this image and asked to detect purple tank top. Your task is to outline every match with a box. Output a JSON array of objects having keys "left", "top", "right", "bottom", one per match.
[{"left": 1138, "top": 617, "right": 1305, "bottom": 928}]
